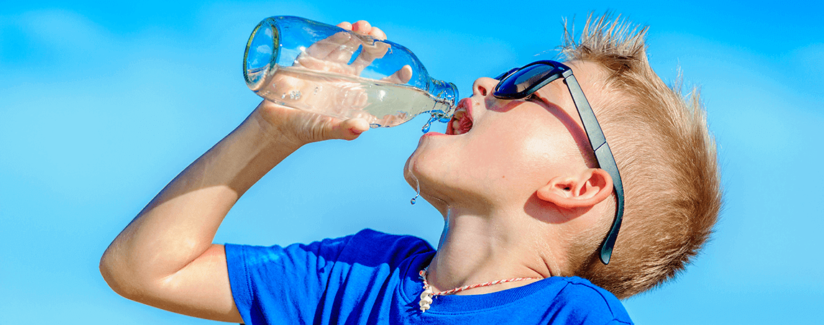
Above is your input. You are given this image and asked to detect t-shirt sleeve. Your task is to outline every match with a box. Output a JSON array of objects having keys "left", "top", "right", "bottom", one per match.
[{"left": 225, "top": 235, "right": 354, "bottom": 325}]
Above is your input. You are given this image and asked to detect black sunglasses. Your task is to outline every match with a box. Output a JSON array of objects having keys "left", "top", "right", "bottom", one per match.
[{"left": 493, "top": 60, "right": 625, "bottom": 265}]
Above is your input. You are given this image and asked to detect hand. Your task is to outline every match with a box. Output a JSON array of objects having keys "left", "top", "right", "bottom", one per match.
[
  {"left": 295, "top": 21, "right": 412, "bottom": 83},
  {"left": 253, "top": 21, "right": 412, "bottom": 146}
]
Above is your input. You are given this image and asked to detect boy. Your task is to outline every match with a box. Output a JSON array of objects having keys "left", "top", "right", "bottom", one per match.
[{"left": 100, "top": 14, "right": 720, "bottom": 324}]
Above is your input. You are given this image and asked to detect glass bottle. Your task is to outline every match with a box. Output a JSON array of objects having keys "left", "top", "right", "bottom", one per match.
[{"left": 243, "top": 16, "right": 458, "bottom": 128}]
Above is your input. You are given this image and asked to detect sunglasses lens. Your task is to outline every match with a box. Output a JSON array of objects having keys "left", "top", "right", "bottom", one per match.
[
  {"left": 496, "top": 64, "right": 556, "bottom": 96},
  {"left": 494, "top": 68, "right": 518, "bottom": 80}
]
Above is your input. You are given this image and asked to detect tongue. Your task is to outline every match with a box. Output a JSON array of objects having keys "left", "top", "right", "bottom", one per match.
[
  {"left": 446, "top": 115, "right": 473, "bottom": 135},
  {"left": 458, "top": 116, "right": 473, "bottom": 133}
]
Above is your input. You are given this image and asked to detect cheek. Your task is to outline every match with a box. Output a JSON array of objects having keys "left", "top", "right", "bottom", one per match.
[
  {"left": 461, "top": 123, "right": 549, "bottom": 184},
  {"left": 467, "top": 132, "right": 526, "bottom": 167}
]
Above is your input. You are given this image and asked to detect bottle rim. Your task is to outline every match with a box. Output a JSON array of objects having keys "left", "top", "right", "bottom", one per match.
[{"left": 243, "top": 19, "right": 280, "bottom": 91}]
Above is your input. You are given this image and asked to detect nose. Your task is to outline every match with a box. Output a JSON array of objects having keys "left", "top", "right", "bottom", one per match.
[{"left": 472, "top": 77, "right": 498, "bottom": 97}]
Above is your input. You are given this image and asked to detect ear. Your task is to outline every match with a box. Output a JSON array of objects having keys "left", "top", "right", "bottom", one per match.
[{"left": 536, "top": 169, "right": 613, "bottom": 209}]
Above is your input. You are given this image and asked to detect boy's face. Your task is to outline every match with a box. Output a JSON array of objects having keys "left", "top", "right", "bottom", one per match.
[{"left": 405, "top": 61, "right": 603, "bottom": 213}]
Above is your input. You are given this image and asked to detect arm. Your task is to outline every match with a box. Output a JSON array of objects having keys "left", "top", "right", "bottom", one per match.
[
  {"left": 99, "top": 101, "right": 367, "bottom": 322},
  {"left": 99, "top": 20, "right": 387, "bottom": 323}
]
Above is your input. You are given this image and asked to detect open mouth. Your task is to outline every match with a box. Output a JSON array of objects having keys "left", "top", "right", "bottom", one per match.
[{"left": 445, "top": 99, "right": 474, "bottom": 135}]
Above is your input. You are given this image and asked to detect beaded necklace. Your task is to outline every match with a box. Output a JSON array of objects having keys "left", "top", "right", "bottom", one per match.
[{"left": 417, "top": 269, "right": 543, "bottom": 312}]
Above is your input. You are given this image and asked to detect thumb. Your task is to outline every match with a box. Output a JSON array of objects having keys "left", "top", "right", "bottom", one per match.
[
  {"left": 382, "top": 65, "right": 413, "bottom": 84},
  {"left": 327, "top": 118, "right": 370, "bottom": 140}
]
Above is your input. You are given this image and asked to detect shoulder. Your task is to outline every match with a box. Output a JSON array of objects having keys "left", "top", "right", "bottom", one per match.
[
  {"left": 226, "top": 229, "right": 432, "bottom": 266},
  {"left": 350, "top": 228, "right": 433, "bottom": 251},
  {"left": 342, "top": 229, "right": 435, "bottom": 265},
  {"left": 226, "top": 229, "right": 432, "bottom": 264},
  {"left": 223, "top": 229, "right": 435, "bottom": 323},
  {"left": 553, "top": 276, "right": 633, "bottom": 324}
]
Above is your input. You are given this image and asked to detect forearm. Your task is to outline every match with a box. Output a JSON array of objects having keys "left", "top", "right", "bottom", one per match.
[{"left": 100, "top": 108, "right": 301, "bottom": 291}]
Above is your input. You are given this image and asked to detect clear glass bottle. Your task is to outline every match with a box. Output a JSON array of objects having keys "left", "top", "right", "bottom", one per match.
[{"left": 243, "top": 16, "right": 458, "bottom": 128}]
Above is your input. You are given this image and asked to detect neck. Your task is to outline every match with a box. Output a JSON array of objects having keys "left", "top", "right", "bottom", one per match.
[{"left": 425, "top": 206, "right": 553, "bottom": 295}]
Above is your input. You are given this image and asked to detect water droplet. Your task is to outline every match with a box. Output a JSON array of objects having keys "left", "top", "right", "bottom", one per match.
[
  {"left": 421, "top": 113, "right": 438, "bottom": 133},
  {"left": 407, "top": 155, "right": 422, "bottom": 205},
  {"left": 288, "top": 90, "right": 302, "bottom": 100},
  {"left": 410, "top": 171, "right": 421, "bottom": 205}
]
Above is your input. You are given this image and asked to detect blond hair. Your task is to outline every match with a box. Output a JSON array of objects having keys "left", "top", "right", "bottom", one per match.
[{"left": 561, "top": 13, "right": 722, "bottom": 299}]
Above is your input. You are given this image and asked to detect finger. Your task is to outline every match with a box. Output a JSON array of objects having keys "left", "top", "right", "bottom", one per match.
[
  {"left": 305, "top": 31, "right": 352, "bottom": 59},
  {"left": 337, "top": 21, "right": 352, "bottom": 30},
  {"left": 381, "top": 65, "right": 413, "bottom": 84},
  {"left": 296, "top": 54, "right": 356, "bottom": 75},
  {"left": 351, "top": 20, "right": 372, "bottom": 35},
  {"left": 350, "top": 42, "right": 390, "bottom": 74},
  {"left": 379, "top": 113, "right": 405, "bottom": 127},
  {"left": 369, "top": 27, "right": 387, "bottom": 41},
  {"left": 325, "top": 36, "right": 362, "bottom": 64},
  {"left": 270, "top": 72, "right": 308, "bottom": 98},
  {"left": 333, "top": 118, "right": 369, "bottom": 140}
]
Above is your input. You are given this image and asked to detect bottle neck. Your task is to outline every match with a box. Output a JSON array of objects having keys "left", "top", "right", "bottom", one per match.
[{"left": 426, "top": 78, "right": 459, "bottom": 121}]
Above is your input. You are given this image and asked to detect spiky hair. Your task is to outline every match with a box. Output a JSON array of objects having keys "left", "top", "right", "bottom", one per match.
[{"left": 561, "top": 13, "right": 722, "bottom": 299}]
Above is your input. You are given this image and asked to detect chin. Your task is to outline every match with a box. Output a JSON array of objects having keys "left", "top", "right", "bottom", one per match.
[
  {"left": 404, "top": 157, "right": 450, "bottom": 215},
  {"left": 403, "top": 153, "right": 416, "bottom": 189},
  {"left": 404, "top": 148, "right": 458, "bottom": 207},
  {"left": 404, "top": 148, "right": 436, "bottom": 186}
]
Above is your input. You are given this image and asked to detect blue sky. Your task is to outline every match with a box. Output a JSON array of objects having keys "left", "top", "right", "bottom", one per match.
[{"left": 1, "top": 1, "right": 822, "bottom": 324}]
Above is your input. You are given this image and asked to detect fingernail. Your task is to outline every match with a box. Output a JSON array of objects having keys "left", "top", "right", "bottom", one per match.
[{"left": 350, "top": 127, "right": 363, "bottom": 135}]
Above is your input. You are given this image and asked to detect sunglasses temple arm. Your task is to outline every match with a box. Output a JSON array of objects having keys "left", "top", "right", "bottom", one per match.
[
  {"left": 563, "top": 73, "right": 606, "bottom": 149},
  {"left": 564, "top": 73, "right": 625, "bottom": 265}
]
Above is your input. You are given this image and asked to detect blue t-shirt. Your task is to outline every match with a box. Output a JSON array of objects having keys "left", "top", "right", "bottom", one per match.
[{"left": 225, "top": 229, "right": 633, "bottom": 325}]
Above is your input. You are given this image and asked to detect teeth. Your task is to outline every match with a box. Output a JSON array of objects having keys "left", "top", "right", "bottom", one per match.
[
  {"left": 448, "top": 106, "right": 470, "bottom": 135},
  {"left": 453, "top": 108, "right": 466, "bottom": 120}
]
